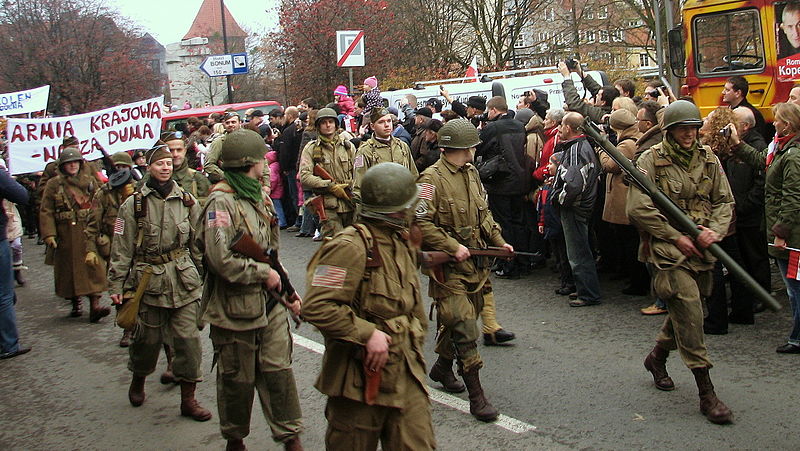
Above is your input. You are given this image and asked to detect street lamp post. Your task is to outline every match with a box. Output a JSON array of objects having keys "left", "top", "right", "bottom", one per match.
[{"left": 220, "top": 0, "right": 234, "bottom": 103}]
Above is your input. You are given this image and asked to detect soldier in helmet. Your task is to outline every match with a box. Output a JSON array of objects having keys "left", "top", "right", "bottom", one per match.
[
  {"left": 298, "top": 107, "right": 356, "bottom": 238},
  {"left": 303, "top": 162, "right": 435, "bottom": 451},
  {"left": 197, "top": 129, "right": 304, "bottom": 451},
  {"left": 85, "top": 151, "right": 137, "bottom": 345},
  {"left": 107, "top": 143, "right": 212, "bottom": 422},
  {"left": 416, "top": 118, "right": 511, "bottom": 422},
  {"left": 139, "top": 132, "right": 210, "bottom": 203},
  {"left": 352, "top": 108, "right": 418, "bottom": 200},
  {"left": 39, "top": 147, "right": 110, "bottom": 322},
  {"left": 627, "top": 100, "right": 735, "bottom": 424}
]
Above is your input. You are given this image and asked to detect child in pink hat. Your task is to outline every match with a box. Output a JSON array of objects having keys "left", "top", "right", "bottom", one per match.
[
  {"left": 334, "top": 85, "right": 355, "bottom": 116},
  {"left": 361, "top": 76, "right": 382, "bottom": 117}
]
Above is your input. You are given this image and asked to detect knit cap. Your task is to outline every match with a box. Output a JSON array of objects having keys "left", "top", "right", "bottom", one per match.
[
  {"left": 363, "top": 76, "right": 378, "bottom": 89},
  {"left": 334, "top": 85, "right": 349, "bottom": 96}
]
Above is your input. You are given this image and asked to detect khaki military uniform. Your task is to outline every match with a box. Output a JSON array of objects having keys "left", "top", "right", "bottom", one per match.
[
  {"left": 107, "top": 182, "right": 204, "bottom": 381},
  {"left": 298, "top": 134, "right": 356, "bottom": 238},
  {"left": 353, "top": 137, "right": 418, "bottom": 200},
  {"left": 197, "top": 181, "right": 302, "bottom": 444},
  {"left": 85, "top": 181, "right": 135, "bottom": 262},
  {"left": 39, "top": 173, "right": 106, "bottom": 298},
  {"left": 416, "top": 157, "right": 506, "bottom": 372},
  {"left": 627, "top": 143, "right": 733, "bottom": 369},
  {"left": 303, "top": 222, "right": 435, "bottom": 451}
]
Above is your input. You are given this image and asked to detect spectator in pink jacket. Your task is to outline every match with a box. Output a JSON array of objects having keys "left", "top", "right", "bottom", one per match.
[
  {"left": 266, "top": 150, "right": 287, "bottom": 228},
  {"left": 334, "top": 85, "right": 355, "bottom": 116}
]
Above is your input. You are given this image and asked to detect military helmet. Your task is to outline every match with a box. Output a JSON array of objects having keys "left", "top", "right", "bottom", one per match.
[
  {"left": 437, "top": 118, "right": 481, "bottom": 149},
  {"left": 221, "top": 129, "right": 266, "bottom": 168},
  {"left": 58, "top": 147, "right": 83, "bottom": 166},
  {"left": 662, "top": 100, "right": 702, "bottom": 130},
  {"left": 360, "top": 163, "right": 419, "bottom": 214},
  {"left": 111, "top": 152, "right": 133, "bottom": 167},
  {"left": 315, "top": 108, "right": 338, "bottom": 126}
]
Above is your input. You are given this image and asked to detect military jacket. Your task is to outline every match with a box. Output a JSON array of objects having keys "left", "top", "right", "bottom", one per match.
[
  {"left": 197, "top": 182, "right": 280, "bottom": 331},
  {"left": 353, "top": 136, "right": 418, "bottom": 199},
  {"left": 303, "top": 223, "right": 428, "bottom": 408},
  {"left": 40, "top": 173, "right": 106, "bottom": 297},
  {"left": 107, "top": 182, "right": 203, "bottom": 308},
  {"left": 416, "top": 157, "right": 506, "bottom": 293},
  {"left": 626, "top": 142, "right": 733, "bottom": 271},
  {"left": 298, "top": 134, "right": 355, "bottom": 212},
  {"left": 85, "top": 181, "right": 134, "bottom": 259}
]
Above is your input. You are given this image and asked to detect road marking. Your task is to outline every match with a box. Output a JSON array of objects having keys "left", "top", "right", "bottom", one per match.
[{"left": 292, "top": 333, "right": 537, "bottom": 434}]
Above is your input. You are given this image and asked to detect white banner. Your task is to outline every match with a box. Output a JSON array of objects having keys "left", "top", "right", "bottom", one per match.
[
  {"left": 6, "top": 96, "right": 163, "bottom": 175},
  {"left": 0, "top": 85, "right": 50, "bottom": 116}
]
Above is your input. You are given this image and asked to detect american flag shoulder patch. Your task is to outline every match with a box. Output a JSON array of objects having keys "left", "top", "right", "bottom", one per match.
[
  {"left": 208, "top": 210, "right": 231, "bottom": 228},
  {"left": 418, "top": 183, "right": 435, "bottom": 201},
  {"left": 114, "top": 217, "right": 125, "bottom": 235},
  {"left": 354, "top": 154, "right": 364, "bottom": 169},
  {"left": 311, "top": 265, "right": 347, "bottom": 289}
]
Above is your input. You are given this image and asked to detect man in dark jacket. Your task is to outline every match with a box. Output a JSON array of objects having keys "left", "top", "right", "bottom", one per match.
[
  {"left": 440, "top": 88, "right": 487, "bottom": 127},
  {"left": 476, "top": 96, "right": 531, "bottom": 278},
  {"left": 0, "top": 167, "right": 30, "bottom": 359},
  {"left": 551, "top": 112, "right": 602, "bottom": 306},
  {"left": 723, "top": 75, "right": 767, "bottom": 138},
  {"left": 275, "top": 106, "right": 302, "bottom": 229}
]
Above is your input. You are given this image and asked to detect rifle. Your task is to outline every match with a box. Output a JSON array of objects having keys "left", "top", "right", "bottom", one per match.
[
  {"left": 98, "top": 143, "right": 141, "bottom": 182},
  {"left": 313, "top": 164, "right": 353, "bottom": 200},
  {"left": 229, "top": 231, "right": 303, "bottom": 327},
  {"left": 419, "top": 247, "right": 538, "bottom": 281},
  {"left": 583, "top": 118, "right": 781, "bottom": 312}
]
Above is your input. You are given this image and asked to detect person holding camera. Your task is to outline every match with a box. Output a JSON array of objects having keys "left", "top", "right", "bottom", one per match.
[
  {"left": 440, "top": 87, "right": 487, "bottom": 128},
  {"left": 557, "top": 59, "right": 618, "bottom": 123}
]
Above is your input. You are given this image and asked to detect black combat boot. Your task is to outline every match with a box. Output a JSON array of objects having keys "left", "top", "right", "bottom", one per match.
[
  {"left": 179, "top": 382, "right": 212, "bottom": 421},
  {"left": 88, "top": 295, "right": 110, "bottom": 323},
  {"left": 644, "top": 344, "right": 675, "bottom": 391},
  {"left": 284, "top": 436, "right": 304, "bottom": 451},
  {"left": 160, "top": 344, "right": 177, "bottom": 384},
  {"left": 691, "top": 367, "right": 733, "bottom": 424},
  {"left": 128, "top": 375, "right": 146, "bottom": 406},
  {"left": 461, "top": 366, "right": 499, "bottom": 422},
  {"left": 429, "top": 357, "right": 466, "bottom": 393},
  {"left": 69, "top": 298, "right": 83, "bottom": 317}
]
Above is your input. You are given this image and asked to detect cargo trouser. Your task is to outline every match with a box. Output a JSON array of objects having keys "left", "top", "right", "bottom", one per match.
[
  {"left": 652, "top": 267, "right": 713, "bottom": 369},
  {"left": 434, "top": 279, "right": 484, "bottom": 372},
  {"left": 128, "top": 301, "right": 201, "bottom": 381},
  {"left": 479, "top": 283, "right": 502, "bottom": 334},
  {"left": 321, "top": 210, "right": 355, "bottom": 239},
  {"left": 210, "top": 306, "right": 303, "bottom": 443},
  {"left": 324, "top": 375, "right": 436, "bottom": 451}
]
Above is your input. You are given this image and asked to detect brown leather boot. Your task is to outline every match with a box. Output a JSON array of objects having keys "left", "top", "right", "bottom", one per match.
[
  {"left": 160, "top": 344, "right": 177, "bottom": 384},
  {"left": 461, "top": 366, "right": 499, "bottom": 422},
  {"left": 14, "top": 269, "right": 25, "bottom": 286},
  {"left": 644, "top": 345, "right": 675, "bottom": 391},
  {"left": 179, "top": 381, "right": 212, "bottom": 421},
  {"left": 225, "top": 439, "right": 246, "bottom": 451},
  {"left": 89, "top": 295, "right": 110, "bottom": 323},
  {"left": 691, "top": 367, "right": 733, "bottom": 424},
  {"left": 69, "top": 298, "right": 83, "bottom": 317},
  {"left": 128, "top": 375, "right": 146, "bottom": 407},
  {"left": 429, "top": 357, "right": 466, "bottom": 393},
  {"left": 284, "top": 436, "right": 303, "bottom": 451},
  {"left": 119, "top": 330, "right": 132, "bottom": 348}
]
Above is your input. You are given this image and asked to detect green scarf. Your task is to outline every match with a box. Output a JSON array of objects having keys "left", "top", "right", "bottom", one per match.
[
  {"left": 319, "top": 134, "right": 336, "bottom": 151},
  {"left": 662, "top": 134, "right": 697, "bottom": 170},
  {"left": 224, "top": 170, "right": 263, "bottom": 203}
]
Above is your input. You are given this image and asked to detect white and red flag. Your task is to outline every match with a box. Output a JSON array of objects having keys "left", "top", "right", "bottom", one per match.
[{"left": 464, "top": 56, "right": 479, "bottom": 83}]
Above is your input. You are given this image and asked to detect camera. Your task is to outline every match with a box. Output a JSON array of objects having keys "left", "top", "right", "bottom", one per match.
[
  {"left": 565, "top": 58, "right": 579, "bottom": 71},
  {"left": 719, "top": 127, "right": 731, "bottom": 138},
  {"left": 475, "top": 112, "right": 489, "bottom": 122},
  {"left": 648, "top": 90, "right": 660, "bottom": 98}
]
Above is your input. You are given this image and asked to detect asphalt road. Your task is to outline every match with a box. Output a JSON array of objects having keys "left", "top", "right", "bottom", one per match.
[{"left": 1, "top": 232, "right": 799, "bottom": 450}]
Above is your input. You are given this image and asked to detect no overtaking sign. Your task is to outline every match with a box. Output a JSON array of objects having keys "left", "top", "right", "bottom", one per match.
[{"left": 336, "top": 30, "right": 365, "bottom": 67}]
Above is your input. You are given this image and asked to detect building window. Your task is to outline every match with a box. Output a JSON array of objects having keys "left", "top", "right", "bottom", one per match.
[
  {"left": 545, "top": 8, "right": 555, "bottom": 21},
  {"left": 514, "top": 33, "right": 526, "bottom": 49},
  {"left": 586, "top": 30, "right": 596, "bottom": 43},
  {"left": 600, "top": 30, "right": 609, "bottom": 43},
  {"left": 639, "top": 53, "right": 650, "bottom": 67},
  {"left": 586, "top": 9, "right": 594, "bottom": 20},
  {"left": 611, "top": 29, "right": 623, "bottom": 42},
  {"left": 628, "top": 19, "right": 641, "bottom": 28},
  {"left": 599, "top": 6, "right": 609, "bottom": 19}
]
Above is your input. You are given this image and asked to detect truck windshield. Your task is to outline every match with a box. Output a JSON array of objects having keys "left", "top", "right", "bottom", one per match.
[{"left": 694, "top": 9, "right": 764, "bottom": 74}]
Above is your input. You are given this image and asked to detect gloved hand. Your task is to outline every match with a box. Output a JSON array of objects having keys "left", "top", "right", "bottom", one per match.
[
  {"left": 85, "top": 251, "right": 101, "bottom": 267},
  {"left": 44, "top": 236, "right": 57, "bottom": 248},
  {"left": 329, "top": 183, "right": 351, "bottom": 200}
]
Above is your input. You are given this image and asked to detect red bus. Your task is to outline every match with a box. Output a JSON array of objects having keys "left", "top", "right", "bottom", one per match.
[{"left": 162, "top": 100, "right": 282, "bottom": 130}]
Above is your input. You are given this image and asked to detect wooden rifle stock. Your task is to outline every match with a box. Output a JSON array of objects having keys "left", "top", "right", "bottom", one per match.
[
  {"left": 229, "top": 231, "right": 302, "bottom": 327},
  {"left": 313, "top": 164, "right": 353, "bottom": 199},
  {"left": 308, "top": 195, "right": 328, "bottom": 221}
]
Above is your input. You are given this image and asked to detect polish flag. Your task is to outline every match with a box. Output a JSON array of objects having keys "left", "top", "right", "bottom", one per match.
[
  {"left": 464, "top": 56, "right": 479, "bottom": 83},
  {"left": 787, "top": 249, "right": 800, "bottom": 280}
]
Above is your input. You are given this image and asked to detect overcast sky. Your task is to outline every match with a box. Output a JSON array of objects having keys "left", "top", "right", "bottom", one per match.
[{"left": 109, "top": 0, "right": 279, "bottom": 45}]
